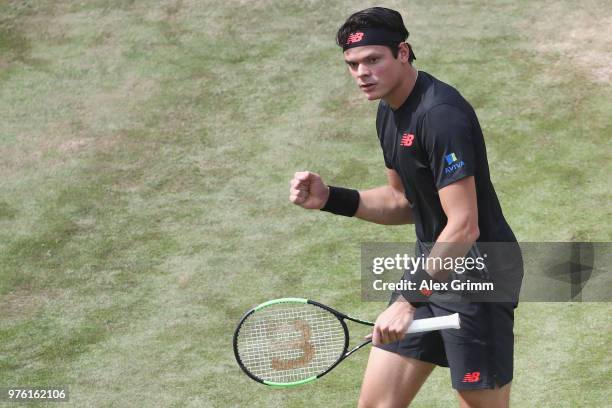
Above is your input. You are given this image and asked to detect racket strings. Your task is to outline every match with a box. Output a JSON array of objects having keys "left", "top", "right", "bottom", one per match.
[{"left": 236, "top": 303, "right": 346, "bottom": 383}]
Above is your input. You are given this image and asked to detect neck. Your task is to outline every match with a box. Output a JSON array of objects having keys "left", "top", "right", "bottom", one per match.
[{"left": 384, "top": 65, "right": 418, "bottom": 110}]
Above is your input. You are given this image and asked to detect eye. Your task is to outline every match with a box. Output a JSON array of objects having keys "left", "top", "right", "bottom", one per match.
[
  {"left": 347, "top": 62, "right": 358, "bottom": 70},
  {"left": 368, "top": 57, "right": 379, "bottom": 64}
]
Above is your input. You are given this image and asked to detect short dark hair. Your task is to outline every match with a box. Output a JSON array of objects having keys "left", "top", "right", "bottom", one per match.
[{"left": 336, "top": 7, "right": 415, "bottom": 62}]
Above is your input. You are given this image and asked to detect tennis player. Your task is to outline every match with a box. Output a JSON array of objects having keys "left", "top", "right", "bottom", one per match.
[{"left": 290, "top": 7, "right": 522, "bottom": 408}]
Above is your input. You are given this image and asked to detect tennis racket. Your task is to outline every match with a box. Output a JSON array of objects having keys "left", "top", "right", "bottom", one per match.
[{"left": 233, "top": 297, "right": 460, "bottom": 387}]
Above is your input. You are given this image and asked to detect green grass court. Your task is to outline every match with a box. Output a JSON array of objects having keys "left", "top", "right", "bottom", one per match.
[{"left": 1, "top": 1, "right": 610, "bottom": 406}]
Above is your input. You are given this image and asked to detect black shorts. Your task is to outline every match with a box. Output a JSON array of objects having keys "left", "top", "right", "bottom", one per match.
[{"left": 377, "top": 300, "right": 517, "bottom": 390}]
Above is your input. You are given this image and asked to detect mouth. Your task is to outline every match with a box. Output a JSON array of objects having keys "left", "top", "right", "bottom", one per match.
[{"left": 359, "top": 83, "right": 375, "bottom": 91}]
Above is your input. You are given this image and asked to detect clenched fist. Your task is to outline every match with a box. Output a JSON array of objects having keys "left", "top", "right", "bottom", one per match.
[{"left": 289, "top": 171, "right": 330, "bottom": 209}]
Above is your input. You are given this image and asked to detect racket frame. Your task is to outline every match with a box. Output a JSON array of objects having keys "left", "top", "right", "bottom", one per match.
[
  {"left": 233, "top": 298, "right": 374, "bottom": 387},
  {"left": 233, "top": 297, "right": 460, "bottom": 387}
]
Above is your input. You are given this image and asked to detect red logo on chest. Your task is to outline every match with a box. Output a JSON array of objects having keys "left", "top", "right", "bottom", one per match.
[{"left": 400, "top": 133, "right": 414, "bottom": 147}]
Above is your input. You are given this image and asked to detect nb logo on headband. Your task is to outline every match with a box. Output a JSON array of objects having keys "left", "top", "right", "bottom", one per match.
[{"left": 346, "top": 32, "right": 364, "bottom": 45}]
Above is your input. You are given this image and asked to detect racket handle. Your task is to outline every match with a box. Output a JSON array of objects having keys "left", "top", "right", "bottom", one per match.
[{"left": 406, "top": 313, "right": 460, "bottom": 333}]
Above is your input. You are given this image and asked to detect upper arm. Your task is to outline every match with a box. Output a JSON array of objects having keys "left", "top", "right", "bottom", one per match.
[
  {"left": 386, "top": 169, "right": 412, "bottom": 221},
  {"left": 386, "top": 168, "right": 405, "bottom": 196},
  {"left": 438, "top": 176, "right": 478, "bottom": 232}
]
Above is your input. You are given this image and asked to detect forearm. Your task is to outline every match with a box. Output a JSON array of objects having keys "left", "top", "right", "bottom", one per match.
[
  {"left": 354, "top": 185, "right": 413, "bottom": 225},
  {"left": 425, "top": 219, "right": 480, "bottom": 281}
]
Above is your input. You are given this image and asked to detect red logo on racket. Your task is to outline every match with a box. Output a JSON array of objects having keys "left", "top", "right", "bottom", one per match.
[
  {"left": 462, "top": 372, "right": 481, "bottom": 383},
  {"left": 346, "top": 32, "right": 364, "bottom": 44},
  {"left": 400, "top": 133, "right": 414, "bottom": 147}
]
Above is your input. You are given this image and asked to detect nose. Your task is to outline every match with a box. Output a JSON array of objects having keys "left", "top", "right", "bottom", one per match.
[{"left": 357, "top": 63, "right": 371, "bottom": 78}]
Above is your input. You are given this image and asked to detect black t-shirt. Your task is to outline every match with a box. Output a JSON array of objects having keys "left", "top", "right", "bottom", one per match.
[{"left": 376, "top": 71, "right": 516, "bottom": 245}]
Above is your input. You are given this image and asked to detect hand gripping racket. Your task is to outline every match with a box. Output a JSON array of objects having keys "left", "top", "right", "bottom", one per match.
[{"left": 233, "top": 298, "right": 460, "bottom": 387}]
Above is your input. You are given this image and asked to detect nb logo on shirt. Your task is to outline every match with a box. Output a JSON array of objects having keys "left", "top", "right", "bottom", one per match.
[{"left": 400, "top": 133, "right": 414, "bottom": 147}]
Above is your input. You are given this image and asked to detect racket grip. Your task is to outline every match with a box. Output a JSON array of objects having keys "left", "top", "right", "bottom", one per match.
[{"left": 406, "top": 313, "right": 461, "bottom": 334}]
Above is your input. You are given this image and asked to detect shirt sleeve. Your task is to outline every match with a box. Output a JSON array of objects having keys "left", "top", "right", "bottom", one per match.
[
  {"left": 419, "top": 104, "right": 475, "bottom": 190},
  {"left": 376, "top": 103, "right": 394, "bottom": 169}
]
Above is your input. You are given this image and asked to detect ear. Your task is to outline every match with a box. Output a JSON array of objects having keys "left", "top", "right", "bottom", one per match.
[{"left": 398, "top": 43, "right": 410, "bottom": 63}]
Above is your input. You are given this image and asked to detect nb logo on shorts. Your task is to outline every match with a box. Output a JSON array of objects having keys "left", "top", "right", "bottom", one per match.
[
  {"left": 400, "top": 133, "right": 414, "bottom": 147},
  {"left": 346, "top": 32, "right": 364, "bottom": 44},
  {"left": 462, "top": 372, "right": 481, "bottom": 383}
]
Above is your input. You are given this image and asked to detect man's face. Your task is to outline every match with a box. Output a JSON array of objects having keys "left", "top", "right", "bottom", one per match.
[{"left": 343, "top": 44, "right": 406, "bottom": 101}]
